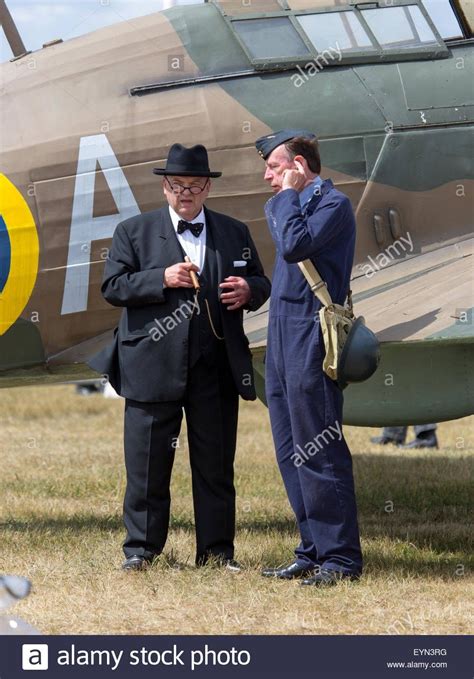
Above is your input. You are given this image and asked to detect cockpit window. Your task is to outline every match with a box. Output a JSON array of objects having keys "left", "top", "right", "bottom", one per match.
[
  {"left": 296, "top": 11, "right": 376, "bottom": 53},
  {"left": 361, "top": 5, "right": 438, "bottom": 48},
  {"left": 233, "top": 17, "right": 311, "bottom": 59},
  {"left": 229, "top": 1, "right": 449, "bottom": 69},
  {"left": 421, "top": 0, "right": 464, "bottom": 39}
]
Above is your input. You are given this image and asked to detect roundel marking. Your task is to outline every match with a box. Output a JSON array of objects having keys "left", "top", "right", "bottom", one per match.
[
  {"left": 0, "top": 215, "right": 11, "bottom": 294},
  {"left": 0, "top": 174, "right": 39, "bottom": 336}
]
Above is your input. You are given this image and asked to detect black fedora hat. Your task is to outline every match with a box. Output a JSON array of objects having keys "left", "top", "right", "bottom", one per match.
[{"left": 153, "top": 143, "right": 222, "bottom": 178}]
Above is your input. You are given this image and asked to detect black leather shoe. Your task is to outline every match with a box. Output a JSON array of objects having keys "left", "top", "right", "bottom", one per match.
[
  {"left": 122, "top": 555, "right": 155, "bottom": 571},
  {"left": 370, "top": 435, "right": 404, "bottom": 446},
  {"left": 262, "top": 562, "right": 315, "bottom": 579},
  {"left": 401, "top": 434, "right": 438, "bottom": 449},
  {"left": 223, "top": 559, "right": 242, "bottom": 573},
  {"left": 300, "top": 569, "right": 360, "bottom": 586},
  {"left": 196, "top": 554, "right": 242, "bottom": 571}
]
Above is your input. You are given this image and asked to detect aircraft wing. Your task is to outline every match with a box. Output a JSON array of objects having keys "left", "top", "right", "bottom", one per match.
[{"left": 247, "top": 237, "right": 473, "bottom": 425}]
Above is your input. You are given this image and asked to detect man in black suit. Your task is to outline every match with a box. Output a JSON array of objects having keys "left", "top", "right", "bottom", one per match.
[{"left": 90, "top": 144, "right": 270, "bottom": 571}]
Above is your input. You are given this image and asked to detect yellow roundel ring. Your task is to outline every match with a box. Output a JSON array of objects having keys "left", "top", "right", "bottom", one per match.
[{"left": 0, "top": 174, "right": 39, "bottom": 336}]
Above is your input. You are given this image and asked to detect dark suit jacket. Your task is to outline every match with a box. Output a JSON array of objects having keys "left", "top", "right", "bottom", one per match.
[{"left": 88, "top": 205, "right": 271, "bottom": 402}]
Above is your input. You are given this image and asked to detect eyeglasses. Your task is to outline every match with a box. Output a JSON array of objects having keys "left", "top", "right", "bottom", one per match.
[{"left": 165, "top": 177, "right": 209, "bottom": 195}]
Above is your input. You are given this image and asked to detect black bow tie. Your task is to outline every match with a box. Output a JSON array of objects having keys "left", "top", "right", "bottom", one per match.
[{"left": 177, "top": 220, "right": 204, "bottom": 238}]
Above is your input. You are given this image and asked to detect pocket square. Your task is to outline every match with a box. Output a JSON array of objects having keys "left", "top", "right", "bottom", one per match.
[{"left": 233, "top": 260, "right": 247, "bottom": 267}]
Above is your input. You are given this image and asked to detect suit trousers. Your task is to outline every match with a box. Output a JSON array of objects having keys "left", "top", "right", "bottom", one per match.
[
  {"left": 382, "top": 424, "right": 437, "bottom": 443},
  {"left": 123, "top": 351, "right": 239, "bottom": 564}
]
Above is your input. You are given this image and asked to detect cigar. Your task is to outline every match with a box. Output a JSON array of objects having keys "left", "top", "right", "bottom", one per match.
[{"left": 184, "top": 255, "right": 200, "bottom": 290}]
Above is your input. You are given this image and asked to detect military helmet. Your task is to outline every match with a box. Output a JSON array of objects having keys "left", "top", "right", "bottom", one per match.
[{"left": 337, "top": 317, "right": 380, "bottom": 390}]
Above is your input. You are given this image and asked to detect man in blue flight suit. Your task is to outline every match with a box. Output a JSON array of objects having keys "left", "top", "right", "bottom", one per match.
[{"left": 255, "top": 129, "right": 362, "bottom": 586}]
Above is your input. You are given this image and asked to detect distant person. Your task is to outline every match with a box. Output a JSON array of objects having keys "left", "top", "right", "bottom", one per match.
[
  {"left": 75, "top": 381, "right": 103, "bottom": 396},
  {"left": 371, "top": 424, "right": 438, "bottom": 449},
  {"left": 255, "top": 129, "right": 362, "bottom": 586},
  {"left": 89, "top": 143, "right": 270, "bottom": 571}
]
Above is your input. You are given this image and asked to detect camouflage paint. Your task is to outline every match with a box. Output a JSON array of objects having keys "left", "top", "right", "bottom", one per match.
[{"left": 0, "top": 0, "right": 472, "bottom": 426}]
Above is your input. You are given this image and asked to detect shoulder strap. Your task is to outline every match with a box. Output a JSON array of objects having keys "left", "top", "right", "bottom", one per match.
[{"left": 297, "top": 259, "right": 333, "bottom": 308}]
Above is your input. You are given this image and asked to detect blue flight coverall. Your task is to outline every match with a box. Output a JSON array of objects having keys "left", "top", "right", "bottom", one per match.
[{"left": 264, "top": 177, "right": 362, "bottom": 576}]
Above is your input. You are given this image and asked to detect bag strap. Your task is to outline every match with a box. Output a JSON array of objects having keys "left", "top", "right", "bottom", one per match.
[
  {"left": 298, "top": 259, "right": 354, "bottom": 314},
  {"left": 298, "top": 259, "right": 333, "bottom": 307}
]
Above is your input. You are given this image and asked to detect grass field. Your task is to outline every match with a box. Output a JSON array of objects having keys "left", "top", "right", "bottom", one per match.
[{"left": 0, "top": 385, "right": 472, "bottom": 635}]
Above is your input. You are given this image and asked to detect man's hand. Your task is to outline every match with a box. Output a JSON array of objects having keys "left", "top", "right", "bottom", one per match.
[
  {"left": 164, "top": 262, "right": 199, "bottom": 288},
  {"left": 219, "top": 276, "right": 251, "bottom": 311},
  {"left": 281, "top": 159, "right": 307, "bottom": 192}
]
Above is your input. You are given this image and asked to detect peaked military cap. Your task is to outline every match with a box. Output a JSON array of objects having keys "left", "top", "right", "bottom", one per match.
[{"left": 255, "top": 129, "right": 317, "bottom": 160}]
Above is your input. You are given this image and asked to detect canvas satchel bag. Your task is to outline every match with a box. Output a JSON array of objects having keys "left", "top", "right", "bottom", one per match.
[{"left": 298, "top": 259, "right": 355, "bottom": 381}]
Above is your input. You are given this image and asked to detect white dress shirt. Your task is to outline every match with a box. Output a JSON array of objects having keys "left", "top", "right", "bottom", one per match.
[{"left": 168, "top": 205, "right": 206, "bottom": 273}]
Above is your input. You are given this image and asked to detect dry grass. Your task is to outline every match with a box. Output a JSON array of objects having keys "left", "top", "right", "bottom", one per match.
[{"left": 0, "top": 385, "right": 472, "bottom": 635}]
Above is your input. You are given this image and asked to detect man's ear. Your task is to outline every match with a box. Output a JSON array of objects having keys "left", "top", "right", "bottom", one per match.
[{"left": 293, "top": 154, "right": 309, "bottom": 173}]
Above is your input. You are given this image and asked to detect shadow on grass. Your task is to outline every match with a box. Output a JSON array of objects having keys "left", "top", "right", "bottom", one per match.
[
  {"left": 0, "top": 515, "right": 296, "bottom": 534},
  {"left": 2, "top": 454, "right": 472, "bottom": 577},
  {"left": 2, "top": 515, "right": 472, "bottom": 579},
  {"left": 353, "top": 454, "right": 473, "bottom": 510}
]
